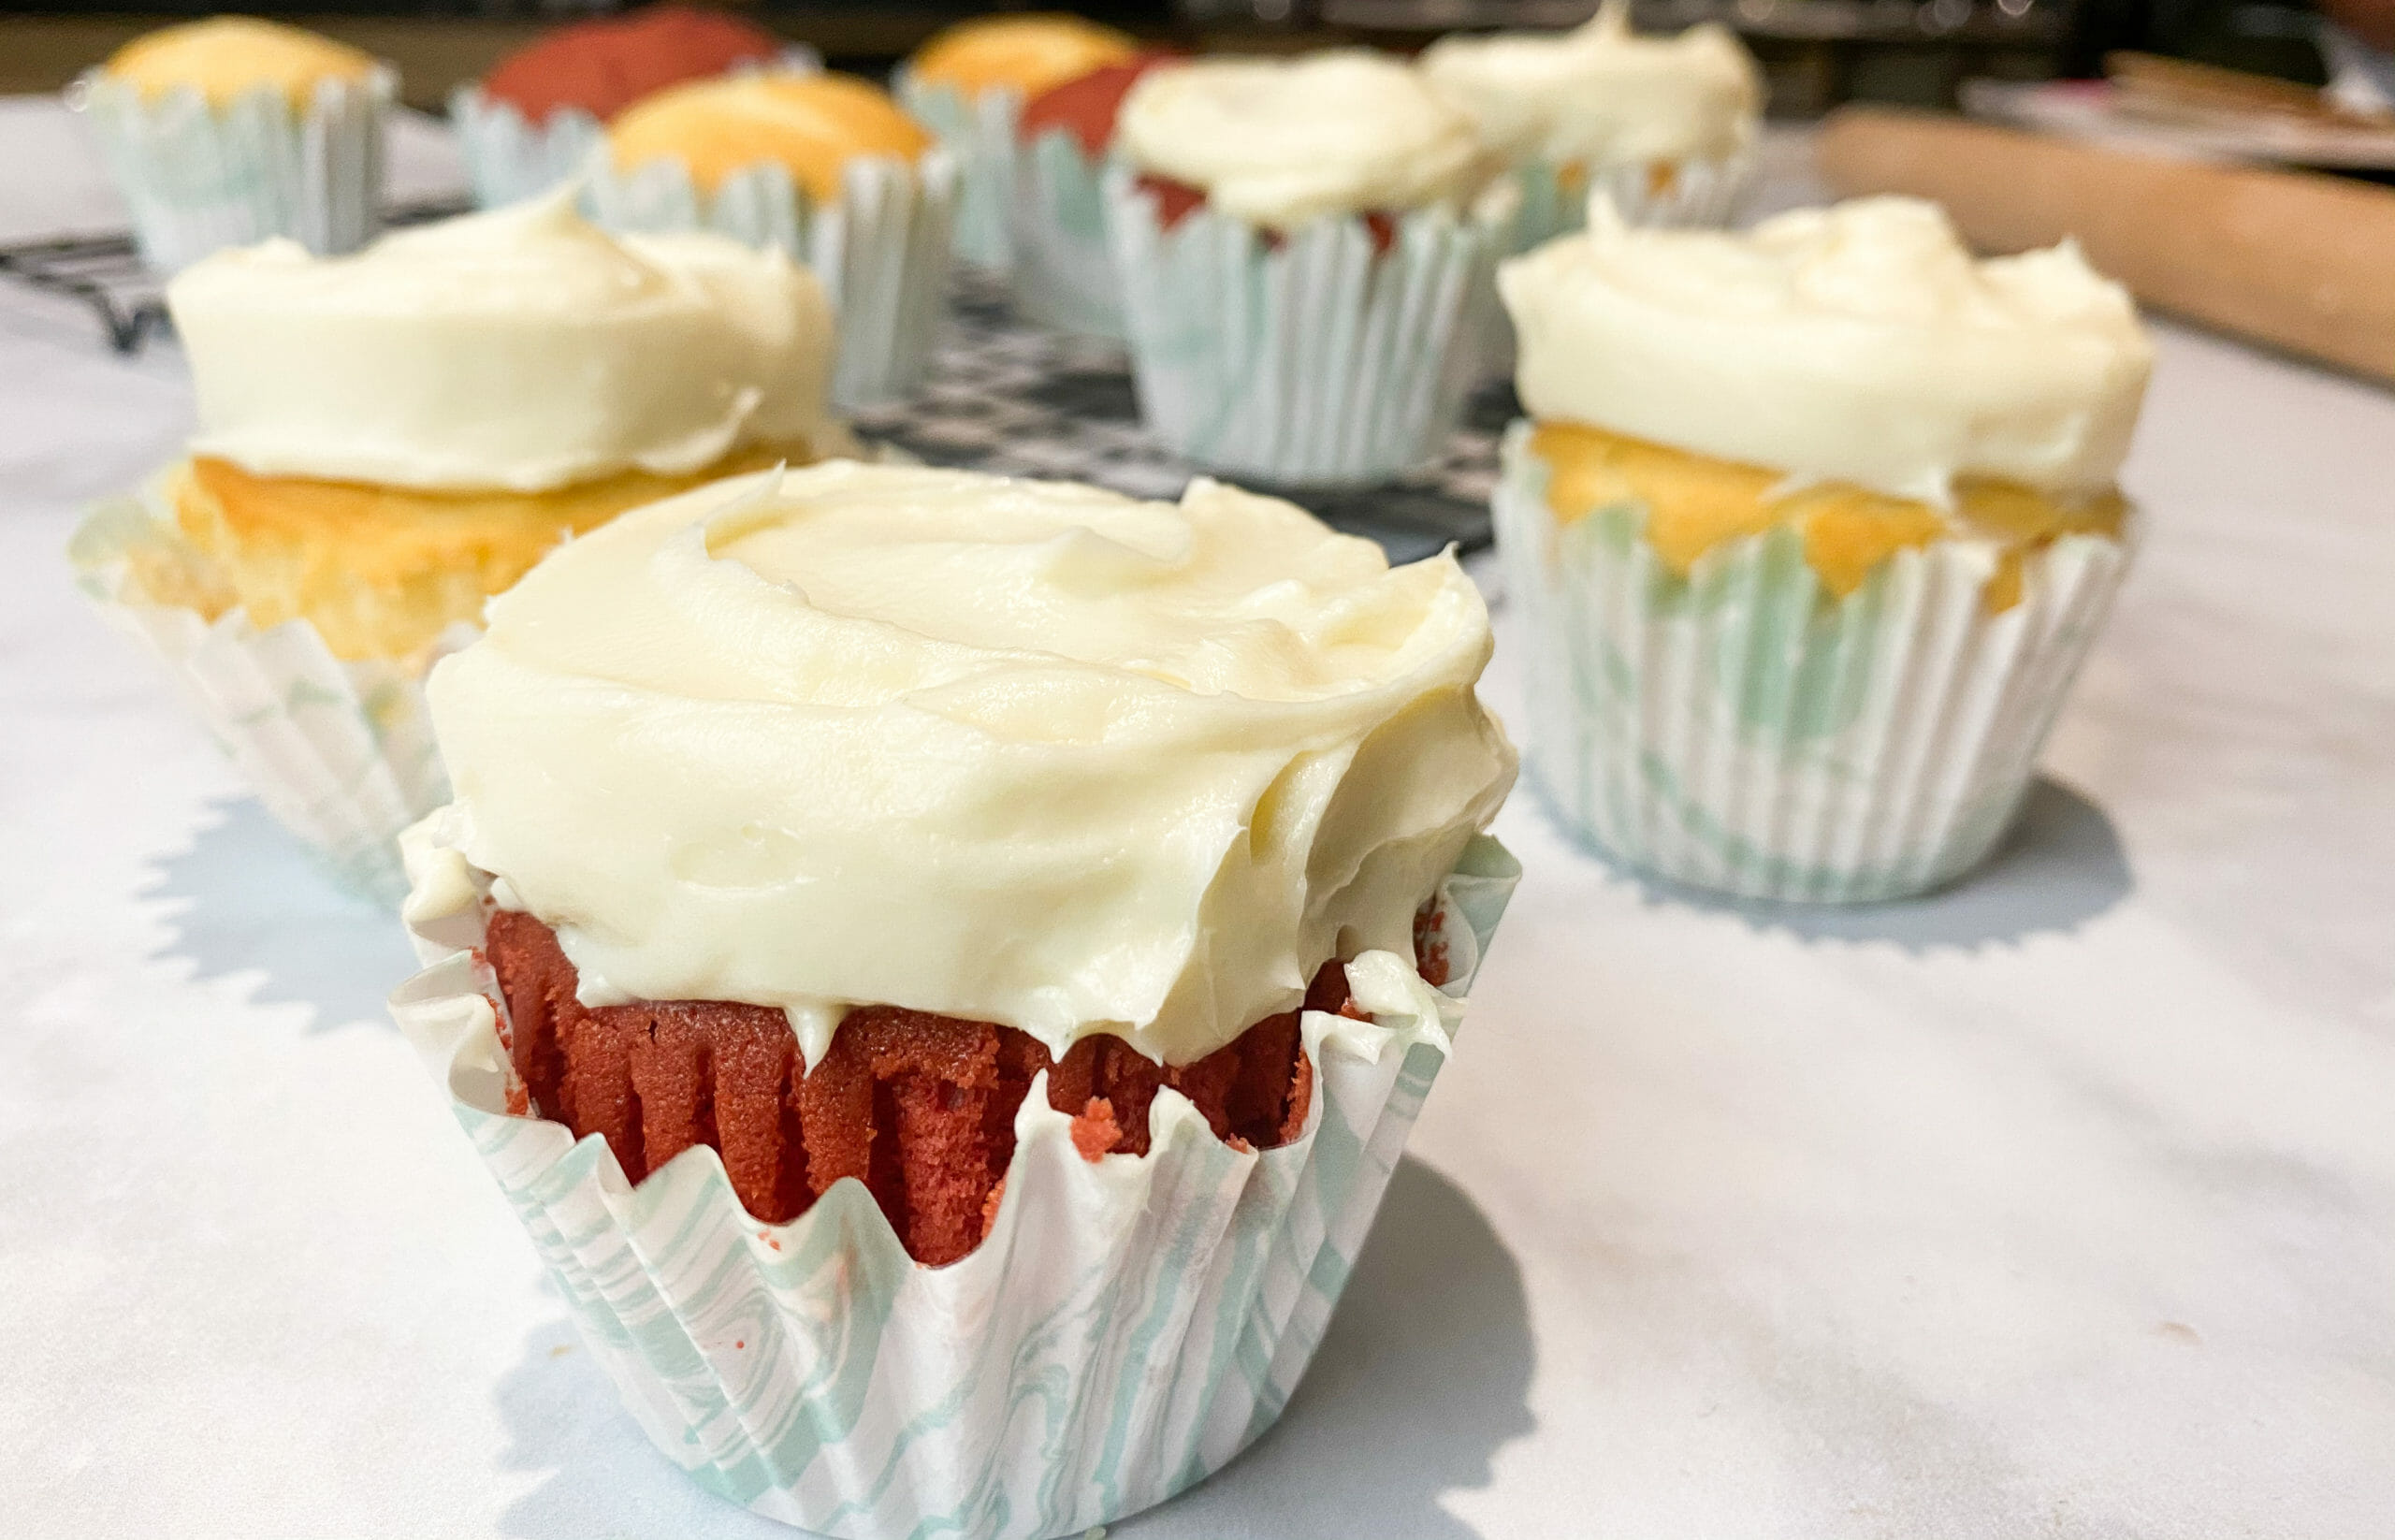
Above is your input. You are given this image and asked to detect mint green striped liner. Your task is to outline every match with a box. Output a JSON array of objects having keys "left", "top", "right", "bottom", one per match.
[
  {"left": 585, "top": 148, "right": 958, "bottom": 410},
  {"left": 1493, "top": 421, "right": 2136, "bottom": 902},
  {"left": 68, "top": 483, "right": 448, "bottom": 907},
  {"left": 71, "top": 65, "right": 393, "bottom": 272},
  {"left": 389, "top": 833, "right": 1518, "bottom": 1539},
  {"left": 1008, "top": 128, "right": 1122, "bottom": 338},
  {"left": 893, "top": 70, "right": 1020, "bottom": 271},
  {"left": 1505, "top": 152, "right": 1750, "bottom": 254},
  {"left": 1105, "top": 171, "right": 1506, "bottom": 487}
]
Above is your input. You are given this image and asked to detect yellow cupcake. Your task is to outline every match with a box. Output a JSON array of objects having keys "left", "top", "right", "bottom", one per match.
[
  {"left": 1527, "top": 421, "right": 2126, "bottom": 613},
  {"left": 907, "top": 13, "right": 1139, "bottom": 99},
  {"left": 610, "top": 72, "right": 933, "bottom": 201},
  {"left": 105, "top": 16, "right": 376, "bottom": 108}
]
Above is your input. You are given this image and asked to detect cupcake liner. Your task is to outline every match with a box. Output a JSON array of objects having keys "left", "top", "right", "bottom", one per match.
[
  {"left": 1506, "top": 151, "right": 1750, "bottom": 254},
  {"left": 1493, "top": 421, "right": 2135, "bottom": 902},
  {"left": 388, "top": 834, "right": 1518, "bottom": 1540},
  {"left": 1105, "top": 170, "right": 1504, "bottom": 487},
  {"left": 449, "top": 50, "right": 823, "bottom": 211},
  {"left": 1007, "top": 128, "right": 1123, "bottom": 338},
  {"left": 72, "top": 65, "right": 393, "bottom": 271},
  {"left": 893, "top": 70, "right": 1021, "bottom": 271},
  {"left": 586, "top": 148, "right": 958, "bottom": 409},
  {"left": 68, "top": 483, "right": 451, "bottom": 907}
]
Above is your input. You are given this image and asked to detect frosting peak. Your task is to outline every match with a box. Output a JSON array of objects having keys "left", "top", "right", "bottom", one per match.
[
  {"left": 167, "top": 194, "right": 836, "bottom": 491},
  {"left": 417, "top": 461, "right": 1517, "bottom": 1066},
  {"left": 1500, "top": 196, "right": 2154, "bottom": 500},
  {"left": 1116, "top": 51, "right": 1487, "bottom": 230}
]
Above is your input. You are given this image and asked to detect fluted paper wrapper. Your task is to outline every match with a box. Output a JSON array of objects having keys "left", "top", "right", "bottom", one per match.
[
  {"left": 1008, "top": 128, "right": 1122, "bottom": 338},
  {"left": 587, "top": 149, "right": 957, "bottom": 409},
  {"left": 1494, "top": 422, "right": 2134, "bottom": 902},
  {"left": 893, "top": 70, "right": 1021, "bottom": 272},
  {"left": 1506, "top": 152, "right": 1749, "bottom": 253},
  {"left": 388, "top": 835, "right": 1518, "bottom": 1539},
  {"left": 1107, "top": 171, "right": 1502, "bottom": 487},
  {"left": 68, "top": 486, "right": 448, "bottom": 906},
  {"left": 73, "top": 66, "right": 392, "bottom": 271}
]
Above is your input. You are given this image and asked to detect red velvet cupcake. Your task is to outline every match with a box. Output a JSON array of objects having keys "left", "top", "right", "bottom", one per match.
[{"left": 1007, "top": 51, "right": 1182, "bottom": 337}]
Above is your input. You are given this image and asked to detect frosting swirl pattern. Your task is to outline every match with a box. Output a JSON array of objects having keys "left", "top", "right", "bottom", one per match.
[
  {"left": 1115, "top": 51, "right": 1487, "bottom": 230},
  {"left": 414, "top": 461, "right": 1516, "bottom": 1068},
  {"left": 1418, "top": 0, "right": 1762, "bottom": 170},
  {"left": 167, "top": 194, "right": 836, "bottom": 492},
  {"left": 1500, "top": 196, "right": 2154, "bottom": 501}
]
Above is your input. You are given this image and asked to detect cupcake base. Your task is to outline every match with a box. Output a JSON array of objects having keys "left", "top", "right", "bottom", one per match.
[
  {"left": 893, "top": 70, "right": 1020, "bottom": 272},
  {"left": 1007, "top": 127, "right": 1121, "bottom": 338},
  {"left": 1493, "top": 421, "right": 2134, "bottom": 903},
  {"left": 392, "top": 829, "right": 1517, "bottom": 1539}
]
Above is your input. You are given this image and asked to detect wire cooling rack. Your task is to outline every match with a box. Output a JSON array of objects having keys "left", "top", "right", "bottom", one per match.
[{"left": 0, "top": 228, "right": 1505, "bottom": 564}]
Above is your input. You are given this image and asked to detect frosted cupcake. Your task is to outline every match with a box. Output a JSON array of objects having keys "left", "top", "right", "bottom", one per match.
[
  {"left": 588, "top": 71, "right": 957, "bottom": 408},
  {"left": 1495, "top": 196, "right": 2151, "bottom": 902},
  {"left": 450, "top": 5, "right": 795, "bottom": 210},
  {"left": 68, "top": 196, "right": 840, "bottom": 903},
  {"left": 74, "top": 16, "right": 394, "bottom": 270},
  {"left": 391, "top": 459, "right": 1519, "bottom": 1537},
  {"left": 895, "top": 12, "right": 1138, "bottom": 270},
  {"left": 1420, "top": 0, "right": 1762, "bottom": 250},
  {"left": 1108, "top": 51, "right": 1505, "bottom": 487},
  {"left": 1007, "top": 51, "right": 1182, "bottom": 337}
]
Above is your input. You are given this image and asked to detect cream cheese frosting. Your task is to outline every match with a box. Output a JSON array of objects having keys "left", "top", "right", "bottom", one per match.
[
  {"left": 1500, "top": 196, "right": 2153, "bottom": 501},
  {"left": 1115, "top": 51, "right": 1487, "bottom": 230},
  {"left": 167, "top": 192, "right": 836, "bottom": 492},
  {"left": 1419, "top": 0, "right": 1762, "bottom": 170},
  {"left": 411, "top": 460, "right": 1516, "bottom": 1067}
]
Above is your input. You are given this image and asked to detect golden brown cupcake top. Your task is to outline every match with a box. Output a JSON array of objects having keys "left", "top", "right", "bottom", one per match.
[
  {"left": 104, "top": 16, "right": 377, "bottom": 108},
  {"left": 907, "top": 13, "right": 1139, "bottom": 100},
  {"left": 609, "top": 72, "right": 933, "bottom": 200}
]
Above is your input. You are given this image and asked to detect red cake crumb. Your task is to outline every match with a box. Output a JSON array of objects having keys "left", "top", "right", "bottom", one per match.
[
  {"left": 480, "top": 5, "right": 781, "bottom": 125},
  {"left": 1133, "top": 173, "right": 1400, "bottom": 255},
  {"left": 1018, "top": 52, "right": 1183, "bottom": 156},
  {"left": 1414, "top": 903, "right": 1451, "bottom": 989},
  {"left": 480, "top": 913, "right": 1443, "bottom": 1267}
]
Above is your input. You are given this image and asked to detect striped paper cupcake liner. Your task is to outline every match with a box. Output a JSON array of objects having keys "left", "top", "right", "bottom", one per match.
[
  {"left": 388, "top": 832, "right": 1518, "bottom": 1539},
  {"left": 1493, "top": 421, "right": 2135, "bottom": 903},
  {"left": 72, "top": 65, "right": 394, "bottom": 271},
  {"left": 1007, "top": 128, "right": 1121, "bottom": 339},
  {"left": 68, "top": 483, "right": 450, "bottom": 907},
  {"left": 1105, "top": 171, "right": 1504, "bottom": 487},
  {"left": 893, "top": 71, "right": 1021, "bottom": 272},
  {"left": 585, "top": 149, "right": 958, "bottom": 410},
  {"left": 1505, "top": 152, "right": 1750, "bottom": 254}
]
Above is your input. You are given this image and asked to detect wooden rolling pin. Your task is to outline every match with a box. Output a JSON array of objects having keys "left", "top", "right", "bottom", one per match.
[{"left": 1816, "top": 106, "right": 2395, "bottom": 385}]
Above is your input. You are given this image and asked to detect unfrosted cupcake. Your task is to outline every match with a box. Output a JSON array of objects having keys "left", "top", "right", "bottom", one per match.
[
  {"left": 1420, "top": 0, "right": 1762, "bottom": 249},
  {"left": 895, "top": 12, "right": 1139, "bottom": 270},
  {"left": 391, "top": 459, "right": 1519, "bottom": 1537},
  {"left": 1108, "top": 51, "right": 1506, "bottom": 487},
  {"left": 588, "top": 71, "right": 957, "bottom": 407},
  {"left": 75, "top": 16, "right": 394, "bottom": 270},
  {"left": 450, "top": 5, "right": 797, "bottom": 210},
  {"left": 1495, "top": 196, "right": 2151, "bottom": 902},
  {"left": 68, "top": 196, "right": 840, "bottom": 902},
  {"left": 1007, "top": 51, "right": 1182, "bottom": 337}
]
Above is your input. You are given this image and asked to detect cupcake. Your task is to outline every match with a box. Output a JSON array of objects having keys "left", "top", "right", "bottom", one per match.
[
  {"left": 895, "top": 13, "right": 1139, "bottom": 271},
  {"left": 390, "top": 460, "right": 1519, "bottom": 1537},
  {"left": 1419, "top": 0, "right": 1762, "bottom": 249},
  {"left": 588, "top": 71, "right": 958, "bottom": 409},
  {"left": 68, "top": 195, "right": 841, "bottom": 903},
  {"left": 1106, "top": 51, "right": 1506, "bottom": 487},
  {"left": 451, "top": 5, "right": 803, "bottom": 211},
  {"left": 74, "top": 15, "right": 394, "bottom": 271},
  {"left": 1494, "top": 196, "right": 2151, "bottom": 902},
  {"left": 1008, "top": 51, "right": 1182, "bottom": 337}
]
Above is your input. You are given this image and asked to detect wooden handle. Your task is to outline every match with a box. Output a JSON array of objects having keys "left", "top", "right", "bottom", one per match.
[{"left": 1816, "top": 106, "right": 2395, "bottom": 385}]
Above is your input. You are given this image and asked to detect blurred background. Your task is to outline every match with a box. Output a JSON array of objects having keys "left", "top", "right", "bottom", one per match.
[{"left": 2, "top": 0, "right": 2377, "bottom": 119}]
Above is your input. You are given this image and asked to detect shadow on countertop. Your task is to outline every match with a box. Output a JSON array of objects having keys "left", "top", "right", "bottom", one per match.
[
  {"left": 1579, "top": 775, "right": 2134, "bottom": 951},
  {"left": 142, "top": 794, "right": 417, "bottom": 1033},
  {"left": 487, "top": 1156, "right": 1534, "bottom": 1540}
]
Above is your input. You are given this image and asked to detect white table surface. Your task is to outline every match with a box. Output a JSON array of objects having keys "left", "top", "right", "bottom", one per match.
[{"left": 5, "top": 100, "right": 2393, "bottom": 1540}]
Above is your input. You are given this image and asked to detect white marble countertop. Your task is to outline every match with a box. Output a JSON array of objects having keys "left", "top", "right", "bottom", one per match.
[{"left": 4, "top": 100, "right": 2392, "bottom": 1539}]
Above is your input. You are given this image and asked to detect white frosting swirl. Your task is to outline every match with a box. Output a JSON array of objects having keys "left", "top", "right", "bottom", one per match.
[
  {"left": 1419, "top": 1, "right": 1761, "bottom": 170},
  {"left": 416, "top": 461, "right": 1516, "bottom": 1067},
  {"left": 167, "top": 194, "right": 836, "bottom": 492},
  {"left": 1116, "top": 51, "right": 1487, "bottom": 230},
  {"left": 1500, "top": 196, "right": 2154, "bottom": 500}
]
